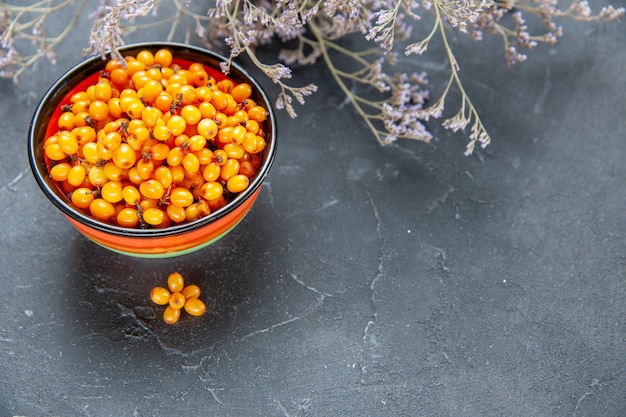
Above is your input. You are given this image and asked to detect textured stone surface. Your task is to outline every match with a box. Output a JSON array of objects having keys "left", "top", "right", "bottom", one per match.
[{"left": 0, "top": 3, "right": 624, "bottom": 416}]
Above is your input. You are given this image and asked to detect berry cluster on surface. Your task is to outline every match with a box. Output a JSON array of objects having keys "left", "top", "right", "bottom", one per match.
[
  {"left": 44, "top": 48, "right": 269, "bottom": 229},
  {"left": 150, "top": 272, "right": 207, "bottom": 325}
]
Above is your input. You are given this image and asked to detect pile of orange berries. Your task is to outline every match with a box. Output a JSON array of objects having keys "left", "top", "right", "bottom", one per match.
[
  {"left": 43, "top": 48, "right": 269, "bottom": 229},
  {"left": 150, "top": 272, "right": 207, "bottom": 325}
]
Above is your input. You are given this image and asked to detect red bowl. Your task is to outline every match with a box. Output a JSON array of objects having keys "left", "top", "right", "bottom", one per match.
[{"left": 28, "top": 42, "right": 277, "bottom": 258}]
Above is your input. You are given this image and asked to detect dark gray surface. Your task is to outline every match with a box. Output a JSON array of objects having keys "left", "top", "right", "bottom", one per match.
[{"left": 1, "top": 3, "right": 624, "bottom": 417}]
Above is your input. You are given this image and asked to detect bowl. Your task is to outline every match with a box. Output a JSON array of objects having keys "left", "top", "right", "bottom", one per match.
[{"left": 28, "top": 42, "right": 277, "bottom": 258}]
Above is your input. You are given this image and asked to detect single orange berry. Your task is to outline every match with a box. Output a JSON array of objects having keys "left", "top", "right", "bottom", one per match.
[
  {"left": 163, "top": 306, "right": 181, "bottom": 325},
  {"left": 182, "top": 284, "right": 201, "bottom": 299},
  {"left": 167, "top": 272, "right": 185, "bottom": 293},
  {"left": 150, "top": 286, "right": 171, "bottom": 305},
  {"left": 169, "top": 292, "right": 186, "bottom": 310},
  {"left": 184, "top": 298, "right": 207, "bottom": 317}
]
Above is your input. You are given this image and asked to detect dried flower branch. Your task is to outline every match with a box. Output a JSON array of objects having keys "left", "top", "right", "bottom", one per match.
[{"left": 1, "top": 0, "right": 623, "bottom": 154}]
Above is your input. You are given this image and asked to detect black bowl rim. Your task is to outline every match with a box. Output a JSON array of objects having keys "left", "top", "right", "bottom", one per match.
[{"left": 28, "top": 41, "right": 277, "bottom": 238}]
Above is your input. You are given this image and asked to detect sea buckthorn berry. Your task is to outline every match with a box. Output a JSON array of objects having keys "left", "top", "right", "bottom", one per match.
[
  {"left": 140, "top": 198, "right": 159, "bottom": 211},
  {"left": 154, "top": 92, "right": 173, "bottom": 113},
  {"left": 217, "top": 79, "right": 235, "bottom": 93},
  {"left": 185, "top": 172, "right": 204, "bottom": 189},
  {"left": 96, "top": 140, "right": 114, "bottom": 160},
  {"left": 239, "top": 161, "right": 255, "bottom": 178},
  {"left": 248, "top": 105, "right": 268, "bottom": 123},
  {"left": 152, "top": 124, "right": 171, "bottom": 142},
  {"left": 217, "top": 126, "right": 233, "bottom": 144},
  {"left": 136, "top": 159, "right": 154, "bottom": 180},
  {"left": 86, "top": 85, "right": 96, "bottom": 101},
  {"left": 139, "top": 179, "right": 165, "bottom": 200},
  {"left": 44, "top": 143, "right": 66, "bottom": 161},
  {"left": 210, "top": 90, "right": 228, "bottom": 111},
  {"left": 213, "top": 149, "right": 228, "bottom": 165},
  {"left": 219, "top": 158, "right": 240, "bottom": 182},
  {"left": 188, "top": 62, "right": 204, "bottom": 72},
  {"left": 71, "top": 188, "right": 95, "bottom": 209},
  {"left": 89, "top": 100, "right": 109, "bottom": 121},
  {"left": 196, "top": 86, "right": 213, "bottom": 102},
  {"left": 142, "top": 207, "right": 166, "bottom": 226},
  {"left": 185, "top": 201, "right": 210, "bottom": 222},
  {"left": 163, "top": 306, "right": 181, "bottom": 325},
  {"left": 81, "top": 142, "right": 100, "bottom": 164},
  {"left": 195, "top": 148, "right": 213, "bottom": 166},
  {"left": 88, "top": 165, "right": 108, "bottom": 187},
  {"left": 169, "top": 292, "right": 186, "bottom": 310},
  {"left": 178, "top": 85, "right": 197, "bottom": 105},
  {"left": 209, "top": 112, "right": 225, "bottom": 127},
  {"left": 184, "top": 297, "right": 207, "bottom": 317},
  {"left": 165, "top": 146, "right": 183, "bottom": 166},
  {"left": 122, "top": 185, "right": 141, "bottom": 205},
  {"left": 116, "top": 207, "right": 140, "bottom": 228},
  {"left": 101, "top": 181, "right": 124, "bottom": 203},
  {"left": 197, "top": 118, "right": 218, "bottom": 139},
  {"left": 254, "top": 135, "right": 266, "bottom": 153},
  {"left": 166, "top": 204, "right": 187, "bottom": 223},
  {"left": 128, "top": 126, "right": 151, "bottom": 149},
  {"left": 110, "top": 68, "right": 129, "bottom": 86},
  {"left": 71, "top": 101, "right": 90, "bottom": 115},
  {"left": 150, "top": 286, "right": 170, "bottom": 305},
  {"left": 112, "top": 143, "right": 137, "bottom": 169},
  {"left": 149, "top": 142, "right": 170, "bottom": 161},
  {"left": 187, "top": 134, "right": 206, "bottom": 152},
  {"left": 146, "top": 67, "right": 162, "bottom": 81},
  {"left": 191, "top": 69, "right": 209, "bottom": 86},
  {"left": 182, "top": 284, "right": 201, "bottom": 299},
  {"left": 102, "top": 161, "right": 124, "bottom": 181},
  {"left": 70, "top": 91, "right": 89, "bottom": 103},
  {"left": 198, "top": 101, "right": 216, "bottom": 119},
  {"left": 136, "top": 49, "right": 155, "bottom": 66},
  {"left": 125, "top": 58, "right": 146, "bottom": 75},
  {"left": 154, "top": 48, "right": 173, "bottom": 67},
  {"left": 169, "top": 72, "right": 188, "bottom": 86},
  {"left": 73, "top": 111, "right": 92, "bottom": 127},
  {"left": 231, "top": 82, "right": 252, "bottom": 102},
  {"left": 141, "top": 80, "right": 163, "bottom": 104},
  {"left": 227, "top": 174, "right": 250, "bottom": 193},
  {"left": 126, "top": 99, "right": 146, "bottom": 119},
  {"left": 181, "top": 105, "right": 202, "bottom": 125},
  {"left": 127, "top": 167, "right": 143, "bottom": 185},
  {"left": 154, "top": 166, "right": 173, "bottom": 188},
  {"left": 167, "top": 115, "right": 187, "bottom": 136},
  {"left": 141, "top": 106, "right": 160, "bottom": 127},
  {"left": 101, "top": 131, "right": 122, "bottom": 151},
  {"left": 230, "top": 126, "right": 247, "bottom": 145},
  {"left": 233, "top": 109, "right": 249, "bottom": 123},
  {"left": 242, "top": 132, "right": 258, "bottom": 153},
  {"left": 74, "top": 126, "right": 96, "bottom": 145},
  {"left": 58, "top": 112, "right": 75, "bottom": 131},
  {"left": 94, "top": 80, "right": 113, "bottom": 101},
  {"left": 50, "top": 163, "right": 72, "bottom": 182},
  {"left": 170, "top": 165, "right": 186, "bottom": 184},
  {"left": 67, "top": 165, "right": 87, "bottom": 187},
  {"left": 169, "top": 187, "right": 194, "bottom": 207},
  {"left": 207, "top": 195, "right": 227, "bottom": 211},
  {"left": 90, "top": 198, "right": 116, "bottom": 221},
  {"left": 224, "top": 95, "right": 238, "bottom": 115},
  {"left": 200, "top": 181, "right": 223, "bottom": 201},
  {"left": 58, "top": 132, "right": 79, "bottom": 155},
  {"left": 182, "top": 153, "right": 200, "bottom": 174},
  {"left": 167, "top": 272, "right": 185, "bottom": 293}
]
